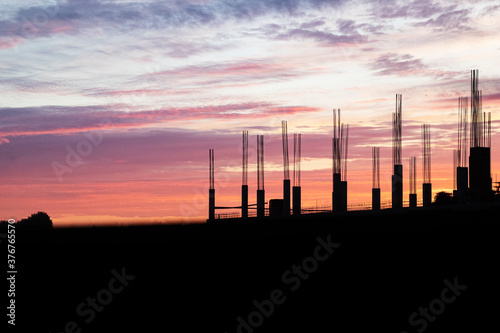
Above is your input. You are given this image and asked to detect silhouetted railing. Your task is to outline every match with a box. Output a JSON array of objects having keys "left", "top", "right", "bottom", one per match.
[
  {"left": 347, "top": 202, "right": 371, "bottom": 211},
  {"left": 214, "top": 199, "right": 427, "bottom": 219},
  {"left": 301, "top": 205, "right": 331, "bottom": 213},
  {"left": 216, "top": 213, "right": 241, "bottom": 219},
  {"left": 216, "top": 208, "right": 267, "bottom": 219}
]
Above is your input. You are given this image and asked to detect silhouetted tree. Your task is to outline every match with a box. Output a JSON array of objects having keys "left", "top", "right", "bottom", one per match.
[
  {"left": 17, "top": 211, "right": 53, "bottom": 229},
  {"left": 0, "top": 220, "right": 7, "bottom": 233},
  {"left": 434, "top": 191, "right": 453, "bottom": 206}
]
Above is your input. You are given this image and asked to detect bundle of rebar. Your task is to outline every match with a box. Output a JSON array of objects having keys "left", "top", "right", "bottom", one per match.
[
  {"left": 470, "top": 70, "right": 491, "bottom": 148},
  {"left": 242, "top": 131, "right": 248, "bottom": 186},
  {"left": 293, "top": 133, "right": 302, "bottom": 187},
  {"left": 470, "top": 69, "right": 482, "bottom": 148},
  {"left": 282, "top": 121, "right": 290, "bottom": 180},
  {"left": 332, "top": 109, "right": 349, "bottom": 181},
  {"left": 372, "top": 147, "right": 380, "bottom": 189},
  {"left": 257, "top": 135, "right": 264, "bottom": 190},
  {"left": 209, "top": 149, "right": 215, "bottom": 190},
  {"left": 333, "top": 109, "right": 341, "bottom": 175},
  {"left": 393, "top": 94, "right": 402, "bottom": 166},
  {"left": 422, "top": 124, "right": 431, "bottom": 184},
  {"left": 409, "top": 156, "right": 416, "bottom": 195},
  {"left": 457, "top": 97, "right": 468, "bottom": 167}
]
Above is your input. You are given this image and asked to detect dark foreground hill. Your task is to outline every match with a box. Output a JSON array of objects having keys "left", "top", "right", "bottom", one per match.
[{"left": 8, "top": 203, "right": 500, "bottom": 332}]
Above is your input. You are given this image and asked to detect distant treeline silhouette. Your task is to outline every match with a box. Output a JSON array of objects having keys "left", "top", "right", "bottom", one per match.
[
  {"left": 0, "top": 211, "right": 53, "bottom": 232},
  {"left": 436, "top": 190, "right": 499, "bottom": 206},
  {"left": 434, "top": 191, "right": 453, "bottom": 206}
]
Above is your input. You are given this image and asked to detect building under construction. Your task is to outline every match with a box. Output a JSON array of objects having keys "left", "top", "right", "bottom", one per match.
[{"left": 207, "top": 69, "right": 495, "bottom": 222}]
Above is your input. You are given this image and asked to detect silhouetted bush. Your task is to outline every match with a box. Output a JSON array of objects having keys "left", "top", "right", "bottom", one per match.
[{"left": 434, "top": 191, "right": 453, "bottom": 206}]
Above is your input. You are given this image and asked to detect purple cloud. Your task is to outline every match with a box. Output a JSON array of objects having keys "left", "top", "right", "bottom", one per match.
[
  {"left": 414, "top": 9, "right": 471, "bottom": 32},
  {"left": 370, "top": 53, "right": 466, "bottom": 80},
  {"left": 277, "top": 28, "right": 367, "bottom": 46},
  {"left": 370, "top": 0, "right": 456, "bottom": 20},
  {"left": 337, "top": 19, "right": 359, "bottom": 35},
  {"left": 1, "top": 0, "right": 346, "bottom": 40},
  {"left": 370, "top": 53, "right": 428, "bottom": 76},
  {"left": 0, "top": 102, "right": 321, "bottom": 138},
  {"left": 337, "top": 18, "right": 385, "bottom": 36},
  {"left": 300, "top": 19, "right": 326, "bottom": 29}
]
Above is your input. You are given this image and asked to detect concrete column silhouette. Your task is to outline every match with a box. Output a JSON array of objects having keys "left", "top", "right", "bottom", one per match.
[
  {"left": 422, "top": 183, "right": 432, "bottom": 207},
  {"left": 283, "top": 179, "right": 290, "bottom": 215},
  {"left": 392, "top": 164, "right": 403, "bottom": 209},
  {"left": 372, "top": 188, "right": 381, "bottom": 210},
  {"left": 241, "top": 185, "right": 248, "bottom": 218},
  {"left": 293, "top": 186, "right": 301, "bottom": 215},
  {"left": 469, "top": 147, "right": 492, "bottom": 202},
  {"left": 257, "top": 189, "right": 265, "bottom": 218},
  {"left": 409, "top": 194, "right": 417, "bottom": 208},
  {"left": 456, "top": 167, "right": 469, "bottom": 204}
]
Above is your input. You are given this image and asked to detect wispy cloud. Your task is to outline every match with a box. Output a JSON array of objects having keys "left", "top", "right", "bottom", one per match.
[
  {"left": 369, "top": 53, "right": 459, "bottom": 80},
  {"left": 370, "top": 0, "right": 456, "bottom": 20},
  {"left": 370, "top": 53, "right": 428, "bottom": 76},
  {"left": 2, "top": 0, "right": 345, "bottom": 40},
  {"left": 414, "top": 9, "right": 471, "bottom": 32},
  {"left": 276, "top": 28, "right": 367, "bottom": 46},
  {"left": 149, "top": 61, "right": 301, "bottom": 81},
  {"left": 0, "top": 102, "right": 321, "bottom": 137}
]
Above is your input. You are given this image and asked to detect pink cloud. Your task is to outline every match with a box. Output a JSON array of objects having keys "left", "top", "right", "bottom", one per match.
[
  {"left": 113, "top": 103, "right": 320, "bottom": 122},
  {"left": 49, "top": 23, "right": 77, "bottom": 34},
  {"left": 142, "top": 61, "right": 303, "bottom": 86},
  {"left": 91, "top": 88, "right": 197, "bottom": 97},
  {"left": 0, "top": 102, "right": 321, "bottom": 138},
  {"left": 0, "top": 37, "right": 22, "bottom": 50},
  {"left": 356, "top": 98, "right": 391, "bottom": 104},
  {"left": 0, "top": 122, "right": 143, "bottom": 138}
]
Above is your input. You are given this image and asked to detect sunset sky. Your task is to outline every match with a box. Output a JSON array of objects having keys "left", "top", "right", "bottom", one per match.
[{"left": 1, "top": 0, "right": 499, "bottom": 226}]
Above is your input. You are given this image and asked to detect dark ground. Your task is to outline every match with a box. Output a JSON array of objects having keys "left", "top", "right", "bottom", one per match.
[{"left": 5, "top": 203, "right": 500, "bottom": 332}]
